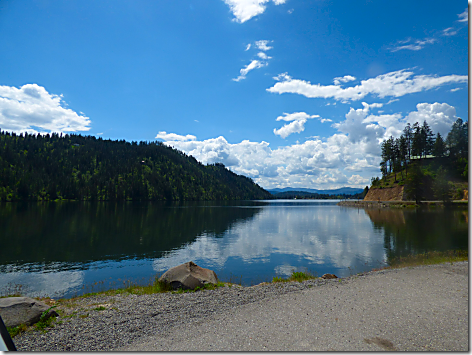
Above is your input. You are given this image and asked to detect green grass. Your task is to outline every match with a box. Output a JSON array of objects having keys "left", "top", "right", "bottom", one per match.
[
  {"left": 33, "top": 306, "right": 57, "bottom": 332},
  {"left": 7, "top": 324, "right": 28, "bottom": 338},
  {"left": 272, "top": 271, "right": 318, "bottom": 283},
  {"left": 93, "top": 306, "right": 107, "bottom": 311},
  {"left": 386, "top": 250, "right": 468, "bottom": 269}
]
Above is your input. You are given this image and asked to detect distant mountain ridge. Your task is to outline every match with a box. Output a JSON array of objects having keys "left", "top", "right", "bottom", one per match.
[{"left": 268, "top": 187, "right": 364, "bottom": 195}]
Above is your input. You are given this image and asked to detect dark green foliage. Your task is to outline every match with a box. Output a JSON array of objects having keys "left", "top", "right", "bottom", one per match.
[
  {"left": 432, "top": 133, "right": 446, "bottom": 158},
  {"left": 446, "top": 118, "right": 468, "bottom": 160},
  {"left": 433, "top": 167, "right": 451, "bottom": 203},
  {"left": 404, "top": 164, "right": 425, "bottom": 204},
  {"left": 0, "top": 131, "right": 272, "bottom": 201}
]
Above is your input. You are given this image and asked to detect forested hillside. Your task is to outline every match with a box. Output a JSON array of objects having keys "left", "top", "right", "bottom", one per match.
[
  {"left": 369, "top": 118, "right": 468, "bottom": 203},
  {"left": 0, "top": 131, "right": 272, "bottom": 201}
]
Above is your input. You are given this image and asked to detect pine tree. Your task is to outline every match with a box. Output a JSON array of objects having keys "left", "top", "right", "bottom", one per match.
[{"left": 432, "top": 132, "right": 446, "bottom": 157}]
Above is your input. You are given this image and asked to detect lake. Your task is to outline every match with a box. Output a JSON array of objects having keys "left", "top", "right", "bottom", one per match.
[{"left": 0, "top": 200, "right": 468, "bottom": 298}]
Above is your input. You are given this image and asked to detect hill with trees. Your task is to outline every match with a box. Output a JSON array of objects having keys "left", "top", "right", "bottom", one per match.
[
  {"left": 367, "top": 118, "right": 468, "bottom": 203},
  {"left": 0, "top": 131, "right": 272, "bottom": 201}
]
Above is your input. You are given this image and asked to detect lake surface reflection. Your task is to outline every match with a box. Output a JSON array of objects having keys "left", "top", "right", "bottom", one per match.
[{"left": 0, "top": 200, "right": 467, "bottom": 298}]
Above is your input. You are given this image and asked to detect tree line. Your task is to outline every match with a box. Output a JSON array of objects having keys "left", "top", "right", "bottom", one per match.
[
  {"left": 0, "top": 131, "right": 272, "bottom": 201},
  {"left": 376, "top": 118, "right": 468, "bottom": 184}
]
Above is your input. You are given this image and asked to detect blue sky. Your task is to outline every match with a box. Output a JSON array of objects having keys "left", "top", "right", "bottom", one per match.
[{"left": 0, "top": 0, "right": 468, "bottom": 189}]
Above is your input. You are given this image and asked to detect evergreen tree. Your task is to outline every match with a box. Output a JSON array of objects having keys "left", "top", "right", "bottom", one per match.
[
  {"left": 405, "top": 164, "right": 424, "bottom": 204},
  {"left": 432, "top": 132, "right": 446, "bottom": 157},
  {"left": 402, "top": 123, "right": 413, "bottom": 161},
  {"left": 433, "top": 167, "right": 451, "bottom": 202},
  {"left": 421, "top": 120, "right": 434, "bottom": 157},
  {"left": 411, "top": 122, "right": 422, "bottom": 158}
]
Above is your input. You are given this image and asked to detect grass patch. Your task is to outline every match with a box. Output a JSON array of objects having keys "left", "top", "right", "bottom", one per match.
[
  {"left": 272, "top": 271, "right": 318, "bottom": 283},
  {"left": 93, "top": 306, "right": 107, "bottom": 311},
  {"left": 387, "top": 250, "right": 468, "bottom": 269},
  {"left": 34, "top": 306, "right": 58, "bottom": 332},
  {"left": 7, "top": 324, "right": 28, "bottom": 338}
]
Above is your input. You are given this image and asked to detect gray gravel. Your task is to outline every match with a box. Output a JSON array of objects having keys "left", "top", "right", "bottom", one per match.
[{"left": 14, "top": 262, "right": 468, "bottom": 351}]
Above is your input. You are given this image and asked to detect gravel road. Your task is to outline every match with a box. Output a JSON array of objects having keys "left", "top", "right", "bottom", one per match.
[{"left": 14, "top": 262, "right": 468, "bottom": 351}]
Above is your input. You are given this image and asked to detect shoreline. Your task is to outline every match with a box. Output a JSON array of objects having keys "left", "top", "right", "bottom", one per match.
[
  {"left": 11, "top": 260, "right": 469, "bottom": 351},
  {"left": 338, "top": 200, "right": 468, "bottom": 208}
]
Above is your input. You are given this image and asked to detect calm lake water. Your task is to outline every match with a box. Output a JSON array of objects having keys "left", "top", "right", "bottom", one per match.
[{"left": 0, "top": 200, "right": 468, "bottom": 298}]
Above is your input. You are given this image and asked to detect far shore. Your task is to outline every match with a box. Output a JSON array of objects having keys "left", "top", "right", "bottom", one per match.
[{"left": 338, "top": 199, "right": 468, "bottom": 208}]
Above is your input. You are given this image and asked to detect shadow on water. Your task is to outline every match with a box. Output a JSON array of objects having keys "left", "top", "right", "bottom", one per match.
[
  {"left": 0, "top": 201, "right": 264, "bottom": 270},
  {"left": 365, "top": 207, "right": 468, "bottom": 264}
]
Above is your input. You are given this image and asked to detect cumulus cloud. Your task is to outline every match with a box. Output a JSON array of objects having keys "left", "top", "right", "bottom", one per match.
[
  {"left": 404, "top": 102, "right": 457, "bottom": 137},
  {"left": 224, "top": 0, "right": 286, "bottom": 23},
  {"left": 267, "top": 69, "right": 468, "bottom": 101},
  {"left": 0, "top": 84, "right": 91, "bottom": 134},
  {"left": 457, "top": 8, "right": 468, "bottom": 22},
  {"left": 233, "top": 60, "right": 267, "bottom": 81},
  {"left": 156, "top": 101, "right": 460, "bottom": 189},
  {"left": 320, "top": 118, "right": 332, "bottom": 123},
  {"left": 333, "top": 75, "right": 356, "bottom": 85},
  {"left": 274, "top": 120, "right": 307, "bottom": 139},
  {"left": 155, "top": 131, "right": 196, "bottom": 141},
  {"left": 275, "top": 112, "right": 319, "bottom": 122},
  {"left": 273, "top": 112, "right": 319, "bottom": 139}
]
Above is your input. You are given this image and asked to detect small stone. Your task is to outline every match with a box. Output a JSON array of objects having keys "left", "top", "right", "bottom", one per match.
[{"left": 321, "top": 273, "right": 338, "bottom": 279}]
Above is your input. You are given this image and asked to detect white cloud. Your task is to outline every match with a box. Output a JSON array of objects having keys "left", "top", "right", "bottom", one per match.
[
  {"left": 273, "top": 112, "right": 319, "bottom": 139},
  {"left": 450, "top": 88, "right": 462, "bottom": 92},
  {"left": 404, "top": 102, "right": 457, "bottom": 137},
  {"left": 348, "top": 174, "right": 369, "bottom": 185},
  {"left": 274, "top": 119, "right": 307, "bottom": 138},
  {"left": 155, "top": 131, "right": 196, "bottom": 141},
  {"left": 333, "top": 75, "right": 356, "bottom": 85},
  {"left": 0, "top": 84, "right": 91, "bottom": 134},
  {"left": 275, "top": 112, "right": 319, "bottom": 122},
  {"left": 233, "top": 59, "right": 267, "bottom": 81},
  {"left": 457, "top": 8, "right": 468, "bottom": 22},
  {"left": 255, "top": 40, "right": 273, "bottom": 51},
  {"left": 267, "top": 69, "right": 468, "bottom": 101},
  {"left": 389, "top": 38, "right": 436, "bottom": 52},
  {"left": 224, "top": 0, "right": 286, "bottom": 23},
  {"left": 320, "top": 118, "right": 332, "bottom": 123},
  {"left": 245, "top": 43, "right": 251, "bottom": 51},
  {"left": 257, "top": 52, "right": 271, "bottom": 60},
  {"left": 442, "top": 27, "right": 458, "bottom": 36},
  {"left": 156, "top": 101, "right": 459, "bottom": 189}
]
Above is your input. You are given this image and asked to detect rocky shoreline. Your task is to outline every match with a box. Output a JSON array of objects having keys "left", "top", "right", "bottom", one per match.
[
  {"left": 12, "top": 262, "right": 468, "bottom": 351},
  {"left": 14, "top": 276, "right": 348, "bottom": 351}
]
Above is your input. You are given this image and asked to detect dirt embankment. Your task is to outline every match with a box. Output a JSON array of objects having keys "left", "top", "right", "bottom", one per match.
[{"left": 363, "top": 185, "right": 405, "bottom": 201}]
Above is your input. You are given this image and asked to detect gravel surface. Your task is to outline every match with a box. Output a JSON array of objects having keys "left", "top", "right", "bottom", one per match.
[{"left": 14, "top": 262, "right": 468, "bottom": 351}]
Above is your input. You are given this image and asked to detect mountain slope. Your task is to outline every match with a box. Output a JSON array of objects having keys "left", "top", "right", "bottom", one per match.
[
  {"left": 268, "top": 187, "right": 364, "bottom": 195},
  {"left": 0, "top": 131, "right": 272, "bottom": 201}
]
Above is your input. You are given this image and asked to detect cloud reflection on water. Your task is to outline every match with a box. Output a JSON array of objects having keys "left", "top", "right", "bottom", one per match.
[
  {"left": 153, "top": 204, "right": 387, "bottom": 280},
  {"left": 0, "top": 269, "right": 84, "bottom": 298}
]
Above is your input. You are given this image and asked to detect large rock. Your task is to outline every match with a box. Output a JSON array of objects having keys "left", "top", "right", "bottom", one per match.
[
  {"left": 159, "top": 261, "right": 218, "bottom": 290},
  {"left": 0, "top": 297, "right": 58, "bottom": 328}
]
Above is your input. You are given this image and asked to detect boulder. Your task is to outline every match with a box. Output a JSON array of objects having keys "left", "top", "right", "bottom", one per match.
[
  {"left": 321, "top": 273, "right": 338, "bottom": 279},
  {"left": 0, "top": 297, "right": 58, "bottom": 328},
  {"left": 159, "top": 261, "right": 218, "bottom": 290}
]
